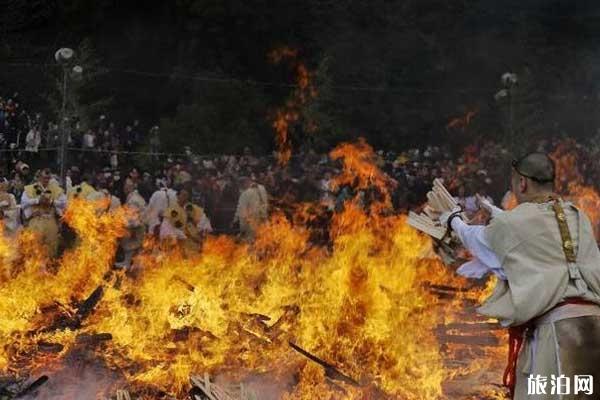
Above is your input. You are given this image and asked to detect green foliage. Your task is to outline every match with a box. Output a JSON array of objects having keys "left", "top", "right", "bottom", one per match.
[
  {"left": 300, "top": 56, "right": 347, "bottom": 152},
  {"left": 159, "top": 83, "right": 270, "bottom": 154},
  {"left": 496, "top": 68, "right": 545, "bottom": 152},
  {"left": 3, "top": 0, "right": 600, "bottom": 154}
]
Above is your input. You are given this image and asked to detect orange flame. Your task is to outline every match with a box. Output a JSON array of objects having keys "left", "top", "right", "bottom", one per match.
[
  {"left": 446, "top": 109, "right": 478, "bottom": 131},
  {"left": 269, "top": 47, "right": 318, "bottom": 165},
  {"left": 0, "top": 141, "right": 510, "bottom": 398},
  {"left": 550, "top": 140, "right": 600, "bottom": 239},
  {"left": 329, "top": 138, "right": 395, "bottom": 213}
]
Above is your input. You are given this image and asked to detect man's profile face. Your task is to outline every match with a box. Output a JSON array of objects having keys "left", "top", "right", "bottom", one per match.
[{"left": 178, "top": 190, "right": 190, "bottom": 205}]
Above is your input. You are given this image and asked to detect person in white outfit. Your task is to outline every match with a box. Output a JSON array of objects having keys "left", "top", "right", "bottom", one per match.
[{"left": 144, "top": 185, "right": 178, "bottom": 235}]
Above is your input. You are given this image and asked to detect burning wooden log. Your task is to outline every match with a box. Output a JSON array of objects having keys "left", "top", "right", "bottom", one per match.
[
  {"left": 36, "top": 341, "right": 64, "bottom": 353},
  {"left": 75, "top": 332, "right": 113, "bottom": 345},
  {"left": 171, "top": 275, "right": 195, "bottom": 292},
  {"left": 37, "top": 285, "right": 105, "bottom": 335},
  {"left": 12, "top": 375, "right": 48, "bottom": 399},
  {"left": 39, "top": 285, "right": 105, "bottom": 334},
  {"left": 190, "top": 373, "right": 256, "bottom": 400},
  {"left": 288, "top": 341, "right": 359, "bottom": 387},
  {"left": 76, "top": 285, "right": 104, "bottom": 321}
]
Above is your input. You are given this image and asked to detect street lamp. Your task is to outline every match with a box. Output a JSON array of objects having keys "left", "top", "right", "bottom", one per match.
[
  {"left": 493, "top": 72, "right": 518, "bottom": 190},
  {"left": 54, "top": 48, "right": 82, "bottom": 187},
  {"left": 495, "top": 72, "right": 518, "bottom": 148}
]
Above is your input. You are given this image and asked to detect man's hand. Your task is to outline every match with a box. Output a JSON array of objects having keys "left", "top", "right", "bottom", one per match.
[
  {"left": 39, "top": 195, "right": 52, "bottom": 207},
  {"left": 476, "top": 194, "right": 503, "bottom": 217},
  {"left": 439, "top": 206, "right": 462, "bottom": 228}
]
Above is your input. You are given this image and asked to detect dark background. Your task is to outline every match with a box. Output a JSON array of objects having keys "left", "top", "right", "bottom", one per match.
[{"left": 2, "top": 0, "right": 600, "bottom": 154}]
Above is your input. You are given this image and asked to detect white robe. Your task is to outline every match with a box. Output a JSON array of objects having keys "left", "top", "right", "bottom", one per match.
[
  {"left": 452, "top": 200, "right": 600, "bottom": 399},
  {"left": 233, "top": 185, "right": 268, "bottom": 239},
  {"left": 144, "top": 188, "right": 177, "bottom": 232}
]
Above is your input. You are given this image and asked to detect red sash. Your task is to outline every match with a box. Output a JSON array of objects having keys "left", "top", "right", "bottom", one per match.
[{"left": 503, "top": 298, "right": 597, "bottom": 398}]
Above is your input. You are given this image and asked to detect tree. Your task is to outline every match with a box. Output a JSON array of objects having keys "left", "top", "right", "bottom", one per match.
[{"left": 159, "top": 82, "right": 270, "bottom": 154}]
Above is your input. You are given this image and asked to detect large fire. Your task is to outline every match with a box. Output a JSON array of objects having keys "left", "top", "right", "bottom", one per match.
[
  {"left": 0, "top": 141, "right": 510, "bottom": 399},
  {"left": 550, "top": 140, "right": 600, "bottom": 239},
  {"left": 269, "top": 47, "right": 318, "bottom": 166}
]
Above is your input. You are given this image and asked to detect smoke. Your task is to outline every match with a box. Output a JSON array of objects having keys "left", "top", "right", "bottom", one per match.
[
  {"left": 212, "top": 370, "right": 297, "bottom": 400},
  {"left": 22, "top": 350, "right": 124, "bottom": 400}
]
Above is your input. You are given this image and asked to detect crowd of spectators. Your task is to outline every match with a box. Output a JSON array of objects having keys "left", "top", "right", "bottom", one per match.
[{"left": 4, "top": 92, "right": 599, "bottom": 237}]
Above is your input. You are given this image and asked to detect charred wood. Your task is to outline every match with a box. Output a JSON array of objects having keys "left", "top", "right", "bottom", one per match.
[
  {"left": 13, "top": 375, "right": 48, "bottom": 399},
  {"left": 75, "top": 332, "right": 113, "bottom": 345},
  {"left": 288, "top": 341, "right": 359, "bottom": 387}
]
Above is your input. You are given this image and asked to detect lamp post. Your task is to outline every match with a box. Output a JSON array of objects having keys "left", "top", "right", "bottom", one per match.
[
  {"left": 54, "top": 48, "right": 82, "bottom": 187},
  {"left": 495, "top": 72, "right": 518, "bottom": 148},
  {"left": 494, "top": 72, "right": 519, "bottom": 190}
]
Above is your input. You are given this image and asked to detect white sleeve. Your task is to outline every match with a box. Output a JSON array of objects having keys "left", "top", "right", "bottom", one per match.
[
  {"left": 53, "top": 192, "right": 67, "bottom": 214},
  {"left": 3, "top": 195, "right": 20, "bottom": 230},
  {"left": 478, "top": 195, "right": 504, "bottom": 217},
  {"left": 450, "top": 218, "right": 507, "bottom": 280},
  {"left": 197, "top": 214, "right": 213, "bottom": 233},
  {"left": 127, "top": 198, "right": 145, "bottom": 228},
  {"left": 144, "top": 191, "right": 160, "bottom": 227}
]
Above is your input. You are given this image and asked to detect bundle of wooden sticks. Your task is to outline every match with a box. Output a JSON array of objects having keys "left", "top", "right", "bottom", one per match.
[
  {"left": 190, "top": 373, "right": 257, "bottom": 400},
  {"left": 408, "top": 178, "right": 461, "bottom": 240}
]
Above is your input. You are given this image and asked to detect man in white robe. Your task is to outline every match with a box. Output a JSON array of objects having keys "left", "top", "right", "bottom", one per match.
[
  {"left": 144, "top": 185, "right": 178, "bottom": 235},
  {"left": 232, "top": 177, "right": 268, "bottom": 241},
  {"left": 0, "top": 178, "right": 19, "bottom": 235},
  {"left": 442, "top": 153, "right": 600, "bottom": 399},
  {"left": 116, "top": 179, "right": 147, "bottom": 268}
]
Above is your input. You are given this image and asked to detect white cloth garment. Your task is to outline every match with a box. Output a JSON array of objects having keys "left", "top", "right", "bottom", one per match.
[
  {"left": 197, "top": 212, "right": 213, "bottom": 233},
  {"left": 477, "top": 195, "right": 503, "bottom": 217},
  {"left": 144, "top": 188, "right": 178, "bottom": 232},
  {"left": 0, "top": 194, "right": 20, "bottom": 233},
  {"left": 159, "top": 219, "right": 187, "bottom": 241},
  {"left": 82, "top": 132, "right": 95, "bottom": 148},
  {"left": 25, "top": 129, "right": 41, "bottom": 152},
  {"left": 20, "top": 187, "right": 67, "bottom": 219},
  {"left": 450, "top": 217, "right": 507, "bottom": 280}
]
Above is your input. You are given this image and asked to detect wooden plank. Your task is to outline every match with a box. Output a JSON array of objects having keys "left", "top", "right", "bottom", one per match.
[
  {"left": 442, "top": 334, "right": 500, "bottom": 347},
  {"left": 289, "top": 341, "right": 359, "bottom": 386}
]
